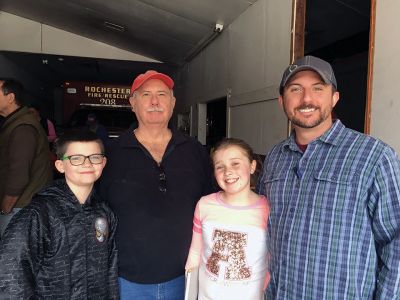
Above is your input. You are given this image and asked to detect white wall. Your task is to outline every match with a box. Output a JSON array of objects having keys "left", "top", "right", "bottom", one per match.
[
  {"left": 177, "top": 0, "right": 292, "bottom": 154},
  {"left": 0, "top": 11, "right": 160, "bottom": 62},
  {"left": 229, "top": 101, "right": 287, "bottom": 153},
  {"left": 370, "top": 0, "right": 400, "bottom": 153}
]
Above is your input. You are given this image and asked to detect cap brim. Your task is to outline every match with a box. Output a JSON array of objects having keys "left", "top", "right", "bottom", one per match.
[{"left": 282, "top": 66, "right": 332, "bottom": 87}]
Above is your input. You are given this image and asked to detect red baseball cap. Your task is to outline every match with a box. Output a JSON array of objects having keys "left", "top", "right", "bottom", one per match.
[{"left": 131, "top": 70, "right": 174, "bottom": 93}]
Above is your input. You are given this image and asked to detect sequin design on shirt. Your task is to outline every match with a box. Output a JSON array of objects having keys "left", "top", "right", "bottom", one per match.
[{"left": 206, "top": 229, "right": 251, "bottom": 280}]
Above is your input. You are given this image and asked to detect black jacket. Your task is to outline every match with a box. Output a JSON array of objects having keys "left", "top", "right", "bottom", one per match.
[
  {"left": 100, "top": 128, "right": 213, "bottom": 283},
  {"left": 0, "top": 179, "right": 119, "bottom": 299}
]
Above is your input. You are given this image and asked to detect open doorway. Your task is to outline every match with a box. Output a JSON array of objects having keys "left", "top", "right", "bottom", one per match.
[
  {"left": 294, "top": 0, "right": 371, "bottom": 133},
  {"left": 206, "top": 98, "right": 227, "bottom": 151}
]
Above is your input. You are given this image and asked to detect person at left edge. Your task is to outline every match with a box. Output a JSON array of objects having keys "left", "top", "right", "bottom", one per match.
[
  {"left": 0, "top": 130, "right": 118, "bottom": 299},
  {"left": 99, "top": 70, "right": 214, "bottom": 299},
  {"left": 0, "top": 78, "right": 52, "bottom": 237}
]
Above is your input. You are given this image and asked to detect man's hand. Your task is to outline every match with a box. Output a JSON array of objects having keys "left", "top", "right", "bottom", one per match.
[{"left": 0, "top": 195, "right": 19, "bottom": 214}]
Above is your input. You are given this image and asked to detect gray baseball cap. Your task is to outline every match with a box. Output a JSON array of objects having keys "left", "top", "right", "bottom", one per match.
[{"left": 279, "top": 55, "right": 337, "bottom": 94}]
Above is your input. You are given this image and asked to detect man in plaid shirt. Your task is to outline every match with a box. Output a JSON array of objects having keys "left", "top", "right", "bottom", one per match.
[{"left": 257, "top": 56, "right": 400, "bottom": 299}]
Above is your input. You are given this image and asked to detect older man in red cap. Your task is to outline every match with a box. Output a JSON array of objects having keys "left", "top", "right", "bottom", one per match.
[{"left": 100, "top": 70, "right": 213, "bottom": 299}]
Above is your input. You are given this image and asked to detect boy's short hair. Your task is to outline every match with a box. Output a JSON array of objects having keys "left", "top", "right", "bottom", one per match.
[{"left": 55, "top": 129, "right": 104, "bottom": 159}]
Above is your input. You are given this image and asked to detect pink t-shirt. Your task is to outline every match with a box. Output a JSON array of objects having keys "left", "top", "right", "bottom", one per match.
[{"left": 186, "top": 192, "right": 270, "bottom": 300}]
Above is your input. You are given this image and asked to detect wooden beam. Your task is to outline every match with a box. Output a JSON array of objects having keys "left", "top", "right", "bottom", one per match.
[
  {"left": 291, "top": 0, "right": 306, "bottom": 62},
  {"left": 287, "top": 0, "right": 306, "bottom": 136},
  {"left": 364, "top": 0, "right": 375, "bottom": 134}
]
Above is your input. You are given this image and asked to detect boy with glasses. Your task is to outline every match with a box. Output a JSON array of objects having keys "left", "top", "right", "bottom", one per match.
[{"left": 0, "top": 130, "right": 119, "bottom": 299}]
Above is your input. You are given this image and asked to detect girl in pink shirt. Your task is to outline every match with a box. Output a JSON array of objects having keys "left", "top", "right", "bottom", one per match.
[{"left": 185, "top": 138, "right": 270, "bottom": 300}]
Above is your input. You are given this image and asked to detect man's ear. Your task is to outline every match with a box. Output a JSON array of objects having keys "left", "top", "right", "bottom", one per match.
[
  {"left": 129, "top": 97, "right": 136, "bottom": 112},
  {"left": 54, "top": 160, "right": 65, "bottom": 173},
  {"left": 7, "top": 92, "right": 16, "bottom": 104},
  {"left": 332, "top": 91, "right": 340, "bottom": 108},
  {"left": 171, "top": 96, "right": 176, "bottom": 110},
  {"left": 278, "top": 95, "right": 284, "bottom": 109}
]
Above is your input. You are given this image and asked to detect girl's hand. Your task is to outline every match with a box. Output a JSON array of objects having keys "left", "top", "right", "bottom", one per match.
[
  {"left": 185, "top": 268, "right": 195, "bottom": 275},
  {"left": 260, "top": 291, "right": 266, "bottom": 300}
]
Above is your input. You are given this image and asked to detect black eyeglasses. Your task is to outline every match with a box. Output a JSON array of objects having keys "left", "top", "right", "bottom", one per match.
[
  {"left": 158, "top": 165, "right": 167, "bottom": 193},
  {"left": 61, "top": 154, "right": 105, "bottom": 166}
]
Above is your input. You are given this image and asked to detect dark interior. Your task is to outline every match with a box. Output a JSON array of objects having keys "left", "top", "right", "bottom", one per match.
[{"left": 306, "top": 0, "right": 371, "bottom": 132}]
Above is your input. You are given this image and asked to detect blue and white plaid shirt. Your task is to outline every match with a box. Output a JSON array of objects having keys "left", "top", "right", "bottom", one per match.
[{"left": 257, "top": 120, "right": 400, "bottom": 299}]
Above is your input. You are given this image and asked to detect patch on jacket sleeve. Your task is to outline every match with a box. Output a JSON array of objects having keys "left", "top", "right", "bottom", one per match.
[{"left": 94, "top": 217, "right": 109, "bottom": 243}]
